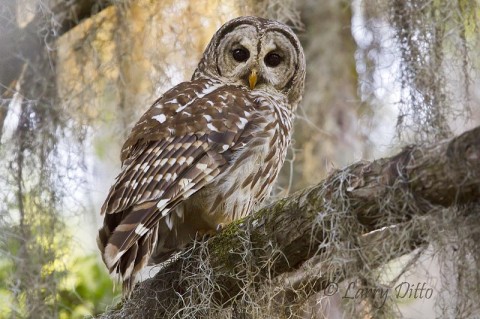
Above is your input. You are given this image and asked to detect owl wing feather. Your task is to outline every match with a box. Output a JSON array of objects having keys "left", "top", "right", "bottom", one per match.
[{"left": 97, "top": 78, "right": 258, "bottom": 294}]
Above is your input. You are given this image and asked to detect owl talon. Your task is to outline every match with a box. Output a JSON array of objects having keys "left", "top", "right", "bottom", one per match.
[
  {"left": 216, "top": 223, "right": 224, "bottom": 232},
  {"left": 196, "top": 229, "right": 217, "bottom": 241}
]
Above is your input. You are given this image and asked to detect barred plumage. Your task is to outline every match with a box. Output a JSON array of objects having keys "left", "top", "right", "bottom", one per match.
[{"left": 97, "top": 16, "right": 305, "bottom": 295}]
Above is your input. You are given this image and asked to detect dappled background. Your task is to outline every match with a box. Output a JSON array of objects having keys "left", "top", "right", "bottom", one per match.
[{"left": 1, "top": 0, "right": 479, "bottom": 318}]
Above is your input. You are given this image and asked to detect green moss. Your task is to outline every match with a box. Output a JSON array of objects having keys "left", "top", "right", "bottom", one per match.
[
  {"left": 209, "top": 219, "right": 244, "bottom": 270},
  {"left": 207, "top": 194, "right": 307, "bottom": 275}
]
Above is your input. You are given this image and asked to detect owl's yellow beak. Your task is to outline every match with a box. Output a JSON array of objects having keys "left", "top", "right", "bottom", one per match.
[{"left": 249, "top": 69, "right": 258, "bottom": 90}]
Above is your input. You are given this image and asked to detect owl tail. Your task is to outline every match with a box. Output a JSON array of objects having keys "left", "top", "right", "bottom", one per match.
[{"left": 97, "top": 202, "right": 160, "bottom": 297}]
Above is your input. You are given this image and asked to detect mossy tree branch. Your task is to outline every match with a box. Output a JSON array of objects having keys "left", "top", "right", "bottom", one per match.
[{"left": 98, "top": 125, "right": 480, "bottom": 318}]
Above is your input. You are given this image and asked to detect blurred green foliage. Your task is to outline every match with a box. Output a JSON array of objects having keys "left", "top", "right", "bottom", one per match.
[
  {"left": 57, "top": 255, "right": 121, "bottom": 318},
  {"left": 0, "top": 254, "right": 120, "bottom": 319}
]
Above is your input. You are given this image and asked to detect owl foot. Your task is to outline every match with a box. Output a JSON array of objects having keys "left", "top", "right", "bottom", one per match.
[
  {"left": 216, "top": 223, "right": 224, "bottom": 232},
  {"left": 195, "top": 229, "right": 217, "bottom": 241}
]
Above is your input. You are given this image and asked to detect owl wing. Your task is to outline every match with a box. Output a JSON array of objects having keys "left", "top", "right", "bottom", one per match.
[{"left": 97, "top": 78, "right": 259, "bottom": 293}]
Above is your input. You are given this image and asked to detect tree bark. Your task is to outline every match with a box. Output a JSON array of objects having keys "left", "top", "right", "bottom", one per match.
[
  {"left": 0, "top": 0, "right": 111, "bottom": 140},
  {"left": 0, "top": 0, "right": 111, "bottom": 95},
  {"left": 98, "top": 125, "right": 480, "bottom": 318}
]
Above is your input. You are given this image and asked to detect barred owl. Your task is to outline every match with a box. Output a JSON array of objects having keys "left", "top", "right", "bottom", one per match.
[{"left": 97, "top": 16, "right": 306, "bottom": 295}]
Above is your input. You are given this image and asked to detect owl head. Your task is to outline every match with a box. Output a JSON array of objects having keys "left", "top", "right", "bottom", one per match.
[{"left": 193, "top": 16, "right": 306, "bottom": 107}]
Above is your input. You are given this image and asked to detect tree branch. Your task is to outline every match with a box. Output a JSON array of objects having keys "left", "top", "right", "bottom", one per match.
[{"left": 98, "top": 126, "right": 480, "bottom": 318}]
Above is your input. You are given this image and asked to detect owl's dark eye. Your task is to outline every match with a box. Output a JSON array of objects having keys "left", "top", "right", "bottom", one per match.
[
  {"left": 232, "top": 48, "right": 250, "bottom": 62},
  {"left": 265, "top": 53, "right": 283, "bottom": 67}
]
